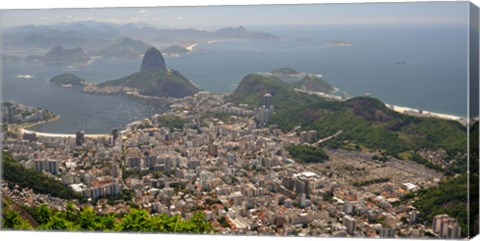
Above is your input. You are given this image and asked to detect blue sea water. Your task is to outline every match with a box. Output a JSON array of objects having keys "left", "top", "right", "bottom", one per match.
[
  {"left": 2, "top": 24, "right": 469, "bottom": 134},
  {"left": 169, "top": 24, "right": 468, "bottom": 116}
]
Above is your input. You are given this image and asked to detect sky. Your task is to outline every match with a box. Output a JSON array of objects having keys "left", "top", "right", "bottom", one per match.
[{"left": 1, "top": 1, "right": 470, "bottom": 30}]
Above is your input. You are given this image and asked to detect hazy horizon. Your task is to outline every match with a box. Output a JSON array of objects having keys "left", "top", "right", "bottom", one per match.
[{"left": 1, "top": 2, "right": 469, "bottom": 29}]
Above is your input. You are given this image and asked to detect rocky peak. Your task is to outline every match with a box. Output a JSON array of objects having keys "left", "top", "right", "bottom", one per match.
[{"left": 140, "top": 47, "right": 167, "bottom": 72}]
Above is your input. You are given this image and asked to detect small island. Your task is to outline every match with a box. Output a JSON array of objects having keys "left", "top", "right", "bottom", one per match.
[{"left": 49, "top": 73, "right": 88, "bottom": 87}]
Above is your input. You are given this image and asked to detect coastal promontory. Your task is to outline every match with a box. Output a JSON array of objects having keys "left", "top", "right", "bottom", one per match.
[{"left": 84, "top": 47, "right": 199, "bottom": 98}]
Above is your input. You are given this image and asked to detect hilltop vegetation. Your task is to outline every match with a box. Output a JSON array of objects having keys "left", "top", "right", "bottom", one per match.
[
  {"left": 290, "top": 74, "right": 335, "bottom": 93},
  {"left": 287, "top": 145, "right": 329, "bottom": 163},
  {"left": 227, "top": 73, "right": 317, "bottom": 112},
  {"left": 404, "top": 173, "right": 472, "bottom": 237},
  {"left": 273, "top": 97, "right": 466, "bottom": 163},
  {"left": 154, "top": 114, "right": 187, "bottom": 130}
]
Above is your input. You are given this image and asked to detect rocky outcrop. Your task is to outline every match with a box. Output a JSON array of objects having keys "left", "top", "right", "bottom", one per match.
[{"left": 140, "top": 47, "right": 167, "bottom": 71}]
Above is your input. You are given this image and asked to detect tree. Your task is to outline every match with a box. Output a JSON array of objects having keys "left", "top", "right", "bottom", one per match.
[{"left": 2, "top": 209, "right": 32, "bottom": 230}]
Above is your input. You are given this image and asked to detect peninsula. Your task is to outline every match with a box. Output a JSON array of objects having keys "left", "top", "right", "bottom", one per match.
[{"left": 54, "top": 47, "right": 200, "bottom": 98}]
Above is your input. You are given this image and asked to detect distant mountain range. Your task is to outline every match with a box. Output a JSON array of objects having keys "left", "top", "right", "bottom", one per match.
[{"left": 3, "top": 21, "right": 279, "bottom": 51}]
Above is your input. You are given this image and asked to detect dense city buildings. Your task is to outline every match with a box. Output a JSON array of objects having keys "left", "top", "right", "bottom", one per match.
[{"left": 1, "top": 92, "right": 464, "bottom": 238}]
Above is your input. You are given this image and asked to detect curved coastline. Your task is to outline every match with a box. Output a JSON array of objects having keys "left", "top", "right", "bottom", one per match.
[{"left": 20, "top": 115, "right": 111, "bottom": 138}]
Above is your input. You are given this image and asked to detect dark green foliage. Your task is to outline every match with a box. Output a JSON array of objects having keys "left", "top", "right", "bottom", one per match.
[
  {"left": 1, "top": 199, "right": 33, "bottom": 230},
  {"left": 156, "top": 115, "right": 186, "bottom": 130},
  {"left": 352, "top": 177, "right": 390, "bottom": 187},
  {"left": 205, "top": 198, "right": 222, "bottom": 206},
  {"left": 49, "top": 73, "right": 87, "bottom": 86},
  {"left": 24, "top": 204, "right": 214, "bottom": 233},
  {"left": 469, "top": 121, "right": 479, "bottom": 237},
  {"left": 410, "top": 152, "right": 443, "bottom": 172},
  {"left": 271, "top": 96, "right": 467, "bottom": 171},
  {"left": 286, "top": 145, "right": 329, "bottom": 163},
  {"left": 2, "top": 151, "right": 83, "bottom": 201},
  {"left": 411, "top": 174, "right": 473, "bottom": 237},
  {"left": 2, "top": 209, "right": 33, "bottom": 230}
]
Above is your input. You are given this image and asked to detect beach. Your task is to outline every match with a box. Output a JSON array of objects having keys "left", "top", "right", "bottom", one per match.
[
  {"left": 185, "top": 43, "right": 198, "bottom": 52},
  {"left": 19, "top": 115, "right": 111, "bottom": 138},
  {"left": 20, "top": 129, "right": 111, "bottom": 138},
  {"left": 387, "top": 104, "right": 467, "bottom": 124}
]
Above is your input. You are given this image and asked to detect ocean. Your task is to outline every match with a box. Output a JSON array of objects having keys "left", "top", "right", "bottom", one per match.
[{"left": 2, "top": 24, "right": 469, "bottom": 134}]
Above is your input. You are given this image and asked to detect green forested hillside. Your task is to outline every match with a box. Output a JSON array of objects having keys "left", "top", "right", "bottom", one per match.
[
  {"left": 228, "top": 73, "right": 467, "bottom": 171},
  {"left": 271, "top": 97, "right": 467, "bottom": 162},
  {"left": 227, "top": 73, "right": 317, "bottom": 112},
  {"left": 2, "top": 151, "right": 83, "bottom": 201},
  {"left": 408, "top": 174, "right": 474, "bottom": 237},
  {"left": 290, "top": 75, "right": 335, "bottom": 93},
  {"left": 98, "top": 69, "right": 199, "bottom": 98}
]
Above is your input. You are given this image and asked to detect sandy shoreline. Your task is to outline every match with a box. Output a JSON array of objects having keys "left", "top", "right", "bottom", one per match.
[
  {"left": 19, "top": 115, "right": 110, "bottom": 138},
  {"left": 185, "top": 43, "right": 198, "bottom": 51},
  {"left": 387, "top": 104, "right": 466, "bottom": 122},
  {"left": 20, "top": 129, "right": 111, "bottom": 138}
]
